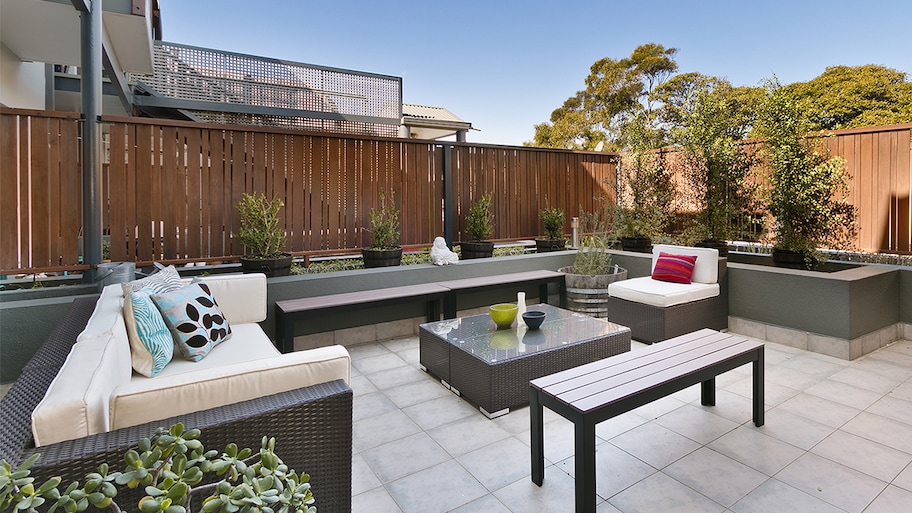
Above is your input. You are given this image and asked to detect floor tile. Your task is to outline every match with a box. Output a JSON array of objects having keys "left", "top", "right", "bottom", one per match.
[
  {"left": 608, "top": 471, "right": 726, "bottom": 513},
  {"left": 594, "top": 411, "right": 649, "bottom": 441},
  {"left": 349, "top": 373, "right": 378, "bottom": 396},
  {"left": 351, "top": 485, "right": 404, "bottom": 513},
  {"left": 348, "top": 342, "right": 392, "bottom": 360},
  {"left": 725, "top": 375, "right": 799, "bottom": 407},
  {"left": 731, "top": 479, "right": 845, "bottom": 513},
  {"left": 888, "top": 380, "right": 912, "bottom": 402},
  {"left": 803, "top": 378, "right": 883, "bottom": 410},
  {"left": 427, "top": 413, "right": 512, "bottom": 457},
  {"left": 654, "top": 403, "right": 740, "bottom": 445},
  {"left": 776, "top": 353, "right": 848, "bottom": 378},
  {"left": 709, "top": 425, "right": 804, "bottom": 476},
  {"left": 365, "top": 364, "right": 429, "bottom": 390},
  {"left": 360, "top": 432, "right": 451, "bottom": 483},
  {"left": 758, "top": 407, "right": 835, "bottom": 450},
  {"left": 775, "top": 452, "right": 887, "bottom": 513},
  {"left": 401, "top": 393, "right": 478, "bottom": 431},
  {"left": 353, "top": 390, "right": 399, "bottom": 422},
  {"left": 352, "top": 452, "right": 382, "bottom": 496},
  {"left": 385, "top": 460, "right": 487, "bottom": 513},
  {"left": 695, "top": 388, "right": 754, "bottom": 424},
  {"left": 352, "top": 352, "right": 409, "bottom": 375},
  {"left": 556, "top": 441, "right": 656, "bottom": 500},
  {"left": 609, "top": 421, "right": 701, "bottom": 469},
  {"left": 353, "top": 409, "right": 422, "bottom": 452},
  {"left": 664, "top": 447, "right": 767, "bottom": 507},
  {"left": 841, "top": 412, "right": 912, "bottom": 454},
  {"left": 457, "top": 437, "right": 531, "bottom": 492},
  {"left": 448, "top": 494, "right": 512, "bottom": 513},
  {"left": 862, "top": 485, "right": 912, "bottom": 513},
  {"left": 774, "top": 392, "right": 862, "bottom": 428},
  {"left": 382, "top": 378, "right": 452, "bottom": 409},
  {"left": 865, "top": 395, "right": 912, "bottom": 425},
  {"left": 493, "top": 467, "right": 580, "bottom": 513},
  {"left": 810, "top": 430, "right": 912, "bottom": 483},
  {"left": 828, "top": 366, "right": 904, "bottom": 394},
  {"left": 764, "top": 364, "right": 824, "bottom": 391},
  {"left": 893, "top": 463, "right": 912, "bottom": 493}
]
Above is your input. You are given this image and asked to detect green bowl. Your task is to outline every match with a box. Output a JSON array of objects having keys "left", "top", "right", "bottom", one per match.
[{"left": 489, "top": 303, "right": 518, "bottom": 329}]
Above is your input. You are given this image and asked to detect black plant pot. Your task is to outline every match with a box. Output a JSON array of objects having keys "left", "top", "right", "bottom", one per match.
[
  {"left": 695, "top": 239, "right": 729, "bottom": 257},
  {"left": 362, "top": 247, "right": 403, "bottom": 268},
  {"left": 240, "top": 254, "right": 293, "bottom": 277},
  {"left": 620, "top": 237, "right": 652, "bottom": 253},
  {"left": 460, "top": 241, "right": 494, "bottom": 259},
  {"left": 535, "top": 239, "right": 566, "bottom": 253}
]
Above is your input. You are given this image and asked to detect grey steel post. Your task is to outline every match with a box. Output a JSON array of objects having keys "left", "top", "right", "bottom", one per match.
[
  {"left": 442, "top": 144, "right": 454, "bottom": 248},
  {"left": 80, "top": 0, "right": 103, "bottom": 283}
]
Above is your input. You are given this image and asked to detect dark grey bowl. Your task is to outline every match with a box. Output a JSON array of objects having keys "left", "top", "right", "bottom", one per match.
[{"left": 522, "top": 310, "right": 546, "bottom": 330}]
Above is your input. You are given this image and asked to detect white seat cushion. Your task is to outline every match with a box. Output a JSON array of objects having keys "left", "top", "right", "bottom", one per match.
[
  {"left": 151, "top": 323, "right": 280, "bottom": 378},
  {"left": 110, "top": 344, "right": 351, "bottom": 430},
  {"left": 608, "top": 276, "right": 719, "bottom": 308}
]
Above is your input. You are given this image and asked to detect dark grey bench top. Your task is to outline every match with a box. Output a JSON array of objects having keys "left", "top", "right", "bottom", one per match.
[{"left": 276, "top": 283, "right": 449, "bottom": 313}]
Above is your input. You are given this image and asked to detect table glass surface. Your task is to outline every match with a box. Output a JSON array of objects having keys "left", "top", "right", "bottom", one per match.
[{"left": 421, "top": 304, "right": 627, "bottom": 364}]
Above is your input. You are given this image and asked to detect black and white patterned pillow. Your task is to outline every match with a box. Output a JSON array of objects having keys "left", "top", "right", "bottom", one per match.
[
  {"left": 151, "top": 282, "right": 232, "bottom": 362},
  {"left": 123, "top": 265, "right": 183, "bottom": 294}
]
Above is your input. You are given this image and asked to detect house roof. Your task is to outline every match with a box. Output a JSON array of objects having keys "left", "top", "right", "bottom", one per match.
[{"left": 401, "top": 103, "right": 474, "bottom": 140}]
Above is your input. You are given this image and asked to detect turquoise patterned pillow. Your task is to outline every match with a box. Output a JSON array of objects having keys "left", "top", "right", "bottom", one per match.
[
  {"left": 152, "top": 282, "right": 232, "bottom": 362},
  {"left": 123, "top": 287, "right": 174, "bottom": 377}
]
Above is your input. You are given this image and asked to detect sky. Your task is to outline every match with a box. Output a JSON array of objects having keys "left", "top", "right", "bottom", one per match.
[{"left": 159, "top": 0, "right": 911, "bottom": 147}]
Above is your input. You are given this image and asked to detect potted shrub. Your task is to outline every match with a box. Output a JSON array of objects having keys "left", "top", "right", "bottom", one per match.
[
  {"left": 756, "top": 79, "right": 857, "bottom": 269},
  {"left": 460, "top": 194, "right": 495, "bottom": 259},
  {"left": 362, "top": 191, "right": 402, "bottom": 268},
  {"left": 558, "top": 200, "right": 627, "bottom": 318},
  {"left": 536, "top": 205, "right": 566, "bottom": 253},
  {"left": 674, "top": 86, "right": 761, "bottom": 256},
  {"left": 236, "top": 192, "right": 292, "bottom": 277},
  {"left": 614, "top": 148, "right": 675, "bottom": 253}
]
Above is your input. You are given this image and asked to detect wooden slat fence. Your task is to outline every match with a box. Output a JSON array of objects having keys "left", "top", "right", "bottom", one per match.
[
  {"left": 0, "top": 109, "right": 83, "bottom": 273},
  {"left": 1, "top": 107, "right": 907, "bottom": 275}
]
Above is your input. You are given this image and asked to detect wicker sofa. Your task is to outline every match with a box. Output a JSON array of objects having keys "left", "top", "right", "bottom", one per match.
[{"left": 0, "top": 278, "right": 354, "bottom": 513}]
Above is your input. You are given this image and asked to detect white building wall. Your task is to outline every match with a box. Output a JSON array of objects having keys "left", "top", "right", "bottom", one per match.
[{"left": 0, "top": 42, "right": 46, "bottom": 109}]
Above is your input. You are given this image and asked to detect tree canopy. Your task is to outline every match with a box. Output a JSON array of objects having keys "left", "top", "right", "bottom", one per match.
[{"left": 528, "top": 44, "right": 912, "bottom": 150}]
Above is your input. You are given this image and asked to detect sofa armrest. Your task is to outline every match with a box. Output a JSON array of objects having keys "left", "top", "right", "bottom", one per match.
[{"left": 19, "top": 380, "right": 353, "bottom": 513}]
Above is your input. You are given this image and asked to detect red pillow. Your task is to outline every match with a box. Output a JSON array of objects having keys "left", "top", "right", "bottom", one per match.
[{"left": 652, "top": 252, "right": 698, "bottom": 284}]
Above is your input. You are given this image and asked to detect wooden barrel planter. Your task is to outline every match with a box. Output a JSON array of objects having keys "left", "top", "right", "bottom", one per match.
[
  {"left": 558, "top": 266, "right": 628, "bottom": 318},
  {"left": 361, "top": 247, "right": 403, "bottom": 268},
  {"left": 535, "top": 239, "right": 566, "bottom": 253},
  {"left": 460, "top": 241, "right": 494, "bottom": 259},
  {"left": 240, "top": 254, "right": 293, "bottom": 277}
]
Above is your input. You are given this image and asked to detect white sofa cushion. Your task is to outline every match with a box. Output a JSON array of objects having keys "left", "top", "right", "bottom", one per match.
[
  {"left": 608, "top": 276, "right": 720, "bottom": 308},
  {"left": 651, "top": 244, "right": 719, "bottom": 284},
  {"left": 31, "top": 328, "right": 132, "bottom": 447},
  {"left": 109, "top": 344, "right": 351, "bottom": 430},
  {"left": 193, "top": 273, "right": 267, "bottom": 324},
  {"left": 151, "top": 323, "right": 280, "bottom": 378}
]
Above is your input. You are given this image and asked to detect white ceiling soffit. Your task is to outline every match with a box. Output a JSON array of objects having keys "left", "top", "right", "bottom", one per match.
[{"left": 0, "top": 0, "right": 153, "bottom": 73}]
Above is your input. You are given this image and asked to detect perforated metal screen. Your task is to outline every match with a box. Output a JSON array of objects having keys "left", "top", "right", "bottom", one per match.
[{"left": 130, "top": 42, "right": 402, "bottom": 137}]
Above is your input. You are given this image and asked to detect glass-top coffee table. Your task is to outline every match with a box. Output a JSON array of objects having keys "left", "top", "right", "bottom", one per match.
[{"left": 419, "top": 304, "right": 631, "bottom": 418}]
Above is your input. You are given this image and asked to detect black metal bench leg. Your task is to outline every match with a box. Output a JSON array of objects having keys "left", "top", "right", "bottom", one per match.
[
  {"left": 575, "top": 416, "right": 597, "bottom": 513},
  {"left": 701, "top": 377, "right": 716, "bottom": 406},
  {"left": 539, "top": 283, "right": 550, "bottom": 305},
  {"left": 443, "top": 294, "right": 457, "bottom": 319},
  {"left": 530, "top": 388, "right": 545, "bottom": 486},
  {"left": 753, "top": 348, "right": 765, "bottom": 426}
]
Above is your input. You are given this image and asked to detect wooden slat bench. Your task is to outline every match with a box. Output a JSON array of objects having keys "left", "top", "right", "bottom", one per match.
[
  {"left": 529, "top": 329, "right": 764, "bottom": 513},
  {"left": 275, "top": 284, "right": 449, "bottom": 353},
  {"left": 436, "top": 269, "right": 565, "bottom": 318},
  {"left": 274, "top": 270, "right": 566, "bottom": 353}
]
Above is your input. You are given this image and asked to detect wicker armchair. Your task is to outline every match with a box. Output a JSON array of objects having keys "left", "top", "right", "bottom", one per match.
[{"left": 0, "top": 297, "right": 353, "bottom": 513}]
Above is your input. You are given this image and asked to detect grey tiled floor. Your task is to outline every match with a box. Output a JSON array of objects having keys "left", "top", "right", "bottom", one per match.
[{"left": 349, "top": 334, "right": 912, "bottom": 513}]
